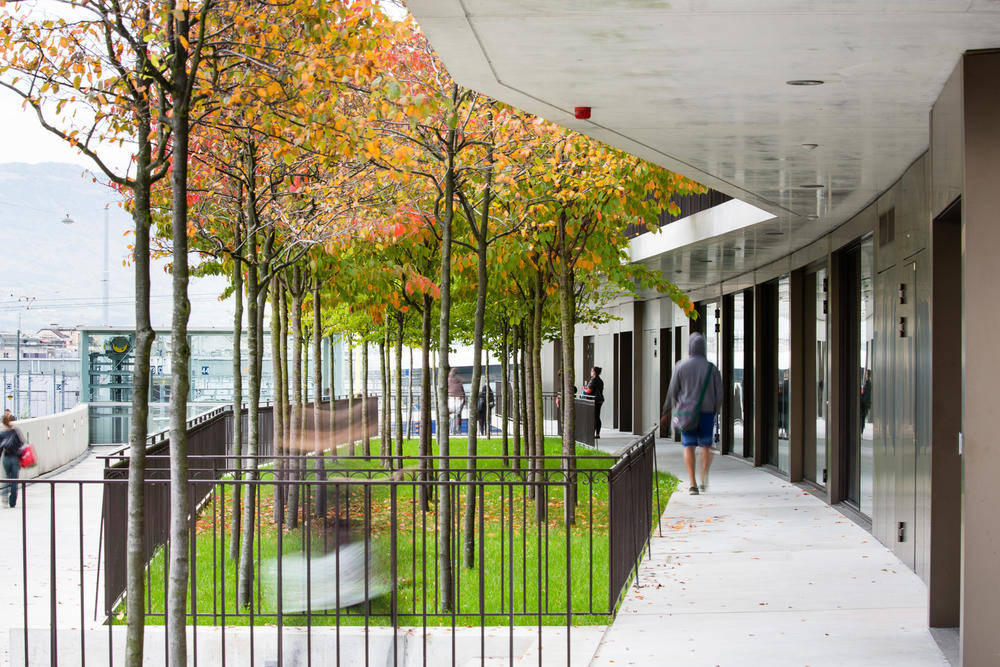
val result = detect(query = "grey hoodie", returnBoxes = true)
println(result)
[662,333,723,417]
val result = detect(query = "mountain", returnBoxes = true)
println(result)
[0,162,233,332]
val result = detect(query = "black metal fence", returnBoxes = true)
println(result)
[10,419,663,665]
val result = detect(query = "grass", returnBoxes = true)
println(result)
[122,437,676,627]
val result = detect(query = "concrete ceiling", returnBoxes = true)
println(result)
[405,0,1000,288]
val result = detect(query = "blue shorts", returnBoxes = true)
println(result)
[681,412,716,447]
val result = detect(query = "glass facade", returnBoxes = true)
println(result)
[776,276,791,473]
[731,292,746,457]
[859,240,874,516]
[83,329,288,444]
[814,268,829,485]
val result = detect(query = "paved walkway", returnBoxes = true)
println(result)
[591,434,950,667]
[0,446,113,665]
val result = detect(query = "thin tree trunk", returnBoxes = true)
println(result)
[500,320,509,466]
[272,279,286,524]
[347,334,355,456]
[237,159,263,610]
[379,328,388,463]
[229,224,244,560]
[166,58,192,665]
[407,346,414,440]
[125,102,154,665]
[419,294,433,510]
[313,286,326,517]
[286,272,303,527]
[328,334,337,452]
[532,274,546,523]
[511,322,520,471]
[557,213,578,524]
[463,181,490,568]
[437,96,458,611]
[521,320,533,486]
[394,312,404,459]
[361,340,370,457]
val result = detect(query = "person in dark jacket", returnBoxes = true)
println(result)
[585,367,605,439]
[0,412,25,508]
[477,383,494,436]
[660,333,723,495]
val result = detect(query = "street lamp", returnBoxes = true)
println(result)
[61,203,110,323]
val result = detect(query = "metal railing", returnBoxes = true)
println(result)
[8,421,663,665]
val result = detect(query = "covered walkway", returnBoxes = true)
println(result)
[592,435,951,667]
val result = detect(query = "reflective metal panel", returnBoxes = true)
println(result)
[914,251,933,583]
[894,256,918,569]
[873,267,896,547]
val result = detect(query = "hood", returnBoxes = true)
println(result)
[689,332,707,358]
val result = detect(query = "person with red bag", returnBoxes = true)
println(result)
[0,411,26,508]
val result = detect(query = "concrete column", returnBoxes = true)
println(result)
[961,49,1000,664]
[632,302,644,435]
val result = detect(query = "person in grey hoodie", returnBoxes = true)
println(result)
[660,333,723,495]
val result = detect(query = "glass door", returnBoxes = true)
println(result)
[804,268,829,486]
[776,276,792,473]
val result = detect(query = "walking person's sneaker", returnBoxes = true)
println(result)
[689,486,699,495]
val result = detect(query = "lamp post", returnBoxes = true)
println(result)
[62,203,110,323]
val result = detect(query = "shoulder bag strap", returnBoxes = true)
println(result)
[693,363,715,417]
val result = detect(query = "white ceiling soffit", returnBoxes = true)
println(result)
[405,0,1000,285]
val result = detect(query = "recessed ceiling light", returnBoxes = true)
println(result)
[806,214,820,220]
[765,231,784,236]
[800,183,824,189]
[801,143,819,150]
[786,79,824,86]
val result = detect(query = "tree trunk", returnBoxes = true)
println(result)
[328,334,337,451]
[419,294,433,510]
[272,279,286,524]
[237,206,262,610]
[532,273,546,523]
[285,273,303,528]
[522,320,534,488]
[229,224,244,559]
[500,320,509,466]
[462,182,490,569]
[407,346,414,440]
[437,95,458,611]
[394,312,404,459]
[347,333,355,456]
[511,323,520,471]
[557,214,578,525]
[313,285,325,517]
[379,328,388,463]
[361,340,370,457]
[166,59,192,665]
[125,107,154,665]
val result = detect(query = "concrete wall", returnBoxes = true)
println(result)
[13,404,89,479]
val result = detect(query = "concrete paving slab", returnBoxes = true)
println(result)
[589,433,949,667]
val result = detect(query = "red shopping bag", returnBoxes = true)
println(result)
[19,444,36,468]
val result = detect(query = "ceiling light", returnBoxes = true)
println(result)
[801,143,819,150]
[806,214,819,220]
[799,183,824,189]
[786,79,824,86]
[765,231,784,236]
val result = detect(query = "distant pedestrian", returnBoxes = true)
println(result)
[0,412,25,508]
[661,333,723,495]
[447,368,466,435]
[584,367,605,439]
[477,383,494,436]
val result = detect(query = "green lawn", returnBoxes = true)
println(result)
[125,437,676,627]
